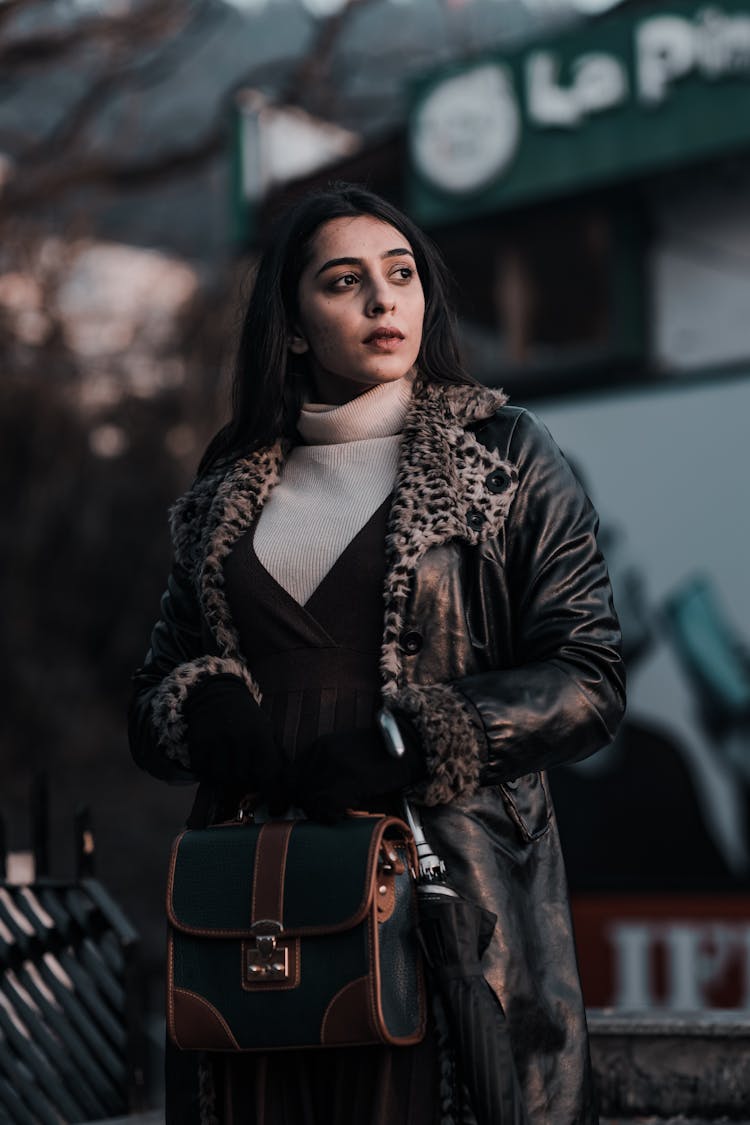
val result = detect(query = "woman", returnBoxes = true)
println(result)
[129,183,625,1125]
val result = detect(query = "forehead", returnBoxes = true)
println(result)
[307,215,412,263]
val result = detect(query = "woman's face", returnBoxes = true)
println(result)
[290,214,425,404]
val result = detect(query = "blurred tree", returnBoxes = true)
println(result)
[0,0,393,966]
[0,0,225,214]
[0,1,247,964]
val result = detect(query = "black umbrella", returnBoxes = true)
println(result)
[404,803,528,1125]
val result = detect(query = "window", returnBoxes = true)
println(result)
[435,198,644,395]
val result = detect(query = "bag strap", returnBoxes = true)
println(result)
[251,820,294,928]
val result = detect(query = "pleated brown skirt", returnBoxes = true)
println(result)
[210,1033,441,1124]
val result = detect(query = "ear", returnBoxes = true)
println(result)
[288,329,309,355]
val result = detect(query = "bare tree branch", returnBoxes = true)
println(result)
[21,70,129,163]
[4,128,225,211]
[0,0,392,233]
[0,0,193,69]
[0,0,37,35]
[2,0,229,209]
[281,0,379,117]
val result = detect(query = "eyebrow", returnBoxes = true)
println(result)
[314,248,414,278]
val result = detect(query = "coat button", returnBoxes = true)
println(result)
[467,508,486,530]
[399,630,423,655]
[486,468,511,494]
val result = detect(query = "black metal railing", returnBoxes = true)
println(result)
[0,780,146,1124]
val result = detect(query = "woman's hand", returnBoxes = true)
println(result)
[291,717,424,821]
[184,675,286,807]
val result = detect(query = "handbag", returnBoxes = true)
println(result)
[166,812,426,1051]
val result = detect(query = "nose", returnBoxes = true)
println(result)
[365,279,396,316]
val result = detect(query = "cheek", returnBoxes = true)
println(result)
[308,321,342,359]
[407,285,426,324]
[409,296,426,342]
[304,304,354,356]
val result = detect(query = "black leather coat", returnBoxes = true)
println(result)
[130,379,625,1125]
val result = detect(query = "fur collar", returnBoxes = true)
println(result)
[169,378,518,694]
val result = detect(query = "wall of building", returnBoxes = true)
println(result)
[649,160,750,372]
[535,374,750,1008]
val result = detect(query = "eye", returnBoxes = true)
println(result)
[330,272,360,290]
[391,266,414,283]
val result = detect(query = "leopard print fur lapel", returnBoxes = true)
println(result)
[169,378,518,693]
[170,439,287,657]
[380,379,517,694]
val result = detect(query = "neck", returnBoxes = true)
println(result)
[311,369,413,406]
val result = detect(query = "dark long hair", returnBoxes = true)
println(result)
[199,183,474,475]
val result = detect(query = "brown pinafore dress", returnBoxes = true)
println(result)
[206,498,441,1125]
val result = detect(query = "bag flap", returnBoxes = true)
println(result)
[167,815,408,938]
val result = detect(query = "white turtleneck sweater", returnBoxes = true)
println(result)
[253,375,413,606]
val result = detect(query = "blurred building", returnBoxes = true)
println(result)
[242,0,750,397]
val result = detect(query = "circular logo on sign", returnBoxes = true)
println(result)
[411,64,521,195]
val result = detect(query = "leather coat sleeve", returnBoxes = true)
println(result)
[461,410,625,784]
[395,410,625,801]
[128,563,258,784]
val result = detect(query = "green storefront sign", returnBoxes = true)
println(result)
[408,0,750,224]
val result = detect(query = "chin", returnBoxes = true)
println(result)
[365,364,415,384]
[370,371,409,384]
[312,362,415,404]
[358,376,407,394]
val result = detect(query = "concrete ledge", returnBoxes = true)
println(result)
[87,1113,750,1124]
[589,1009,750,1119]
[88,1109,750,1122]
[85,1115,163,1124]
[88,1013,750,1123]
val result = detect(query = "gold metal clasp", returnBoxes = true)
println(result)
[245,920,289,981]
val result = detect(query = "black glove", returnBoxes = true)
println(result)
[184,675,285,808]
[291,716,424,822]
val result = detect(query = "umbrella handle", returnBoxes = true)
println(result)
[403,800,458,894]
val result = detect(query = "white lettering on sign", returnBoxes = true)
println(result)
[609,922,653,1008]
[412,4,750,192]
[526,6,750,131]
[527,50,628,127]
[608,920,750,1009]
[637,8,750,104]
[665,924,736,1008]
[636,16,694,104]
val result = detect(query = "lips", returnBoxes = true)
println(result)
[363,327,405,344]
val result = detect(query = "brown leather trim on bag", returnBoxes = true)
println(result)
[251,820,294,926]
[320,976,375,1044]
[171,988,241,1050]
[165,830,186,924]
[375,868,396,923]
[167,932,241,1050]
[368,869,427,1047]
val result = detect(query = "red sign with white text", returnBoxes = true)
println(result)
[572,896,750,1009]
